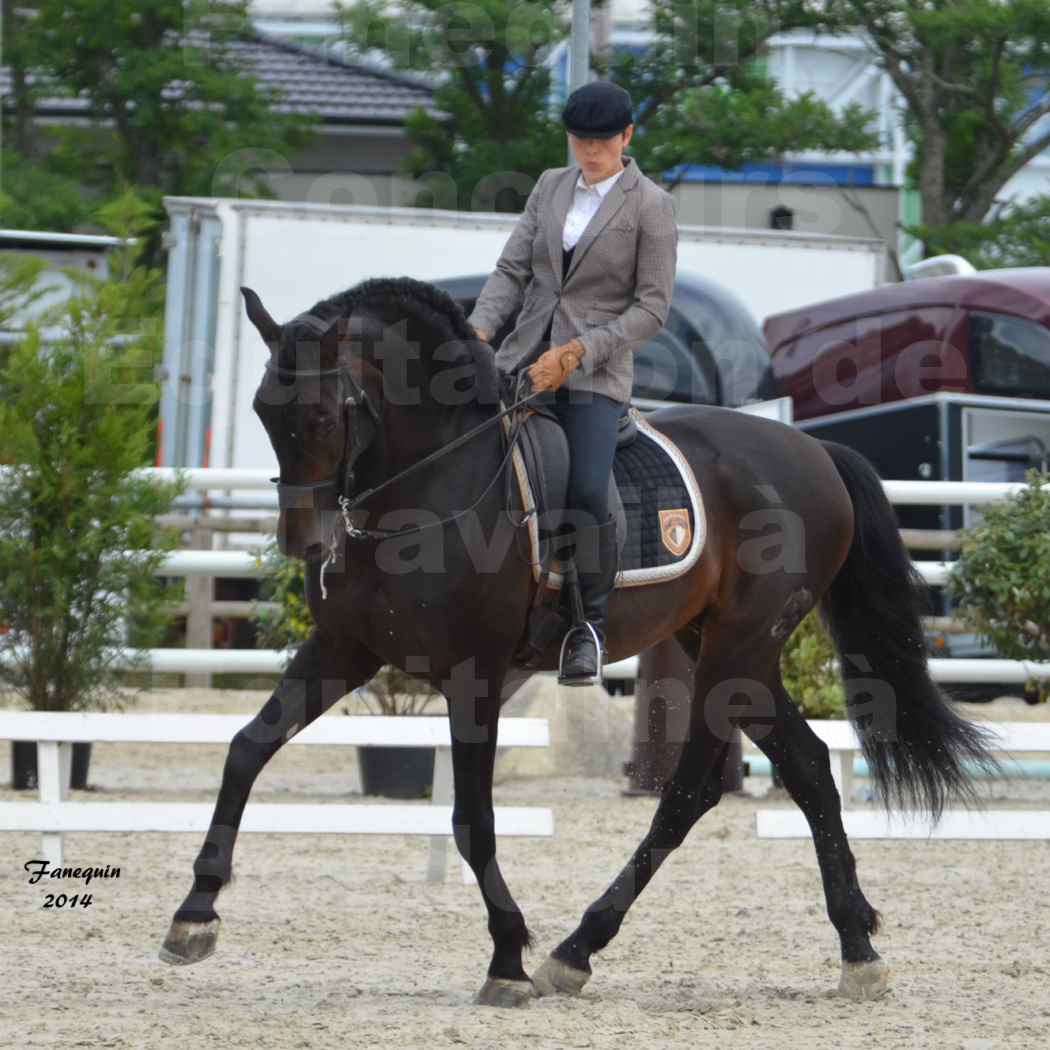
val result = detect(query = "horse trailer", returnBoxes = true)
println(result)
[157,195,887,473]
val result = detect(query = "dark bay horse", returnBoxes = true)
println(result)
[160,276,996,1006]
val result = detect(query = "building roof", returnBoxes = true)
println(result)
[0,28,446,128]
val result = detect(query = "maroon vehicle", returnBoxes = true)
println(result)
[764,267,1050,420]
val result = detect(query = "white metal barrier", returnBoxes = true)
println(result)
[0,712,552,883]
[604,655,1050,684]
[133,468,1031,505]
[756,720,1050,840]
[2,473,1038,683]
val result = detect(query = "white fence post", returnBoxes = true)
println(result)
[426,746,475,885]
[184,524,213,688]
[36,741,70,866]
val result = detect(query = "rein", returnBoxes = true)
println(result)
[336,378,540,541]
[267,347,540,598]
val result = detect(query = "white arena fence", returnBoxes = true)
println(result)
[2,474,1044,846]
[755,720,1050,840]
[0,711,552,883]
[44,471,1039,685]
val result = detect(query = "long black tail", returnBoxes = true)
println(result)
[818,440,999,820]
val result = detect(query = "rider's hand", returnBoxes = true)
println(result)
[472,325,490,344]
[527,340,584,393]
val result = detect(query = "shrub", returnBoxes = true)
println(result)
[948,468,1050,701]
[0,231,182,710]
[780,609,846,718]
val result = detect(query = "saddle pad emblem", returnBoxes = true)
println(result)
[659,508,691,557]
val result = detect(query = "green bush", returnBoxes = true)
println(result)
[252,538,314,652]
[948,468,1050,701]
[780,609,846,719]
[0,228,183,711]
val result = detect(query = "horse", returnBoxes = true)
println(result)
[159,275,997,1006]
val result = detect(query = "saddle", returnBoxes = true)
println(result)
[497,371,707,666]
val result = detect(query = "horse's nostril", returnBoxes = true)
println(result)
[303,542,324,560]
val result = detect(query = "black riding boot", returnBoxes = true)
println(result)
[558,516,619,685]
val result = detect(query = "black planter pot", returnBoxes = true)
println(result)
[357,745,435,799]
[10,740,93,791]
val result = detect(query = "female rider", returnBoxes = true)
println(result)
[468,80,678,684]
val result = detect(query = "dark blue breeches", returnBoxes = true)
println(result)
[548,386,623,529]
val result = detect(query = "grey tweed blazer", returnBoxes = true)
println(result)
[466,154,678,403]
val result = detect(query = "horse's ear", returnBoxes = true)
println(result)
[241,287,281,347]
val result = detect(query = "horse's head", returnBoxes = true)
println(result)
[241,286,380,560]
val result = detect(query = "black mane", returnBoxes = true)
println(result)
[285,276,500,404]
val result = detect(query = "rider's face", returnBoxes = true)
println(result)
[568,126,633,183]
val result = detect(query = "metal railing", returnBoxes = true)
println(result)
[4,470,1040,685]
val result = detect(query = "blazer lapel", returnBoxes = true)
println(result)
[547,169,577,285]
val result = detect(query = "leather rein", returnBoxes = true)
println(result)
[266,354,541,594]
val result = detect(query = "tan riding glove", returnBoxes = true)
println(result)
[527,340,585,393]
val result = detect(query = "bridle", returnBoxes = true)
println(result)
[266,319,541,596]
[265,353,380,520]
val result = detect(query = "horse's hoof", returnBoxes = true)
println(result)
[158,918,221,966]
[839,958,891,999]
[532,955,591,997]
[473,977,536,1008]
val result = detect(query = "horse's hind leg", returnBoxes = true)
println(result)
[742,672,889,999]
[159,632,381,965]
[534,621,740,997]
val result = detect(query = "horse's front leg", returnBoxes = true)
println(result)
[159,631,381,965]
[445,660,535,1008]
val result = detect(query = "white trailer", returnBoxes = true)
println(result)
[158,196,887,473]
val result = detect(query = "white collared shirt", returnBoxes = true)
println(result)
[562,164,626,250]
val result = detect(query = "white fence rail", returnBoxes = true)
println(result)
[137,469,1032,505]
[3,474,1038,683]
[0,712,552,882]
[7,646,1048,684]
[152,550,960,584]
[603,655,1050,686]
[756,720,1050,840]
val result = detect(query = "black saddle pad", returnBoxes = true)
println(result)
[613,431,695,574]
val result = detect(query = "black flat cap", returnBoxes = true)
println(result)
[562,80,633,139]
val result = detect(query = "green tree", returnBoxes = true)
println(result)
[617,1,878,180]
[4,1,315,242]
[1,0,43,159]
[0,149,92,232]
[0,230,184,711]
[0,252,48,330]
[334,0,877,208]
[831,0,1050,254]
[0,250,49,376]
[336,0,568,205]
[918,193,1050,268]
[947,469,1050,701]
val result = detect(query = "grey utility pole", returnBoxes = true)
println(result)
[566,0,592,166]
